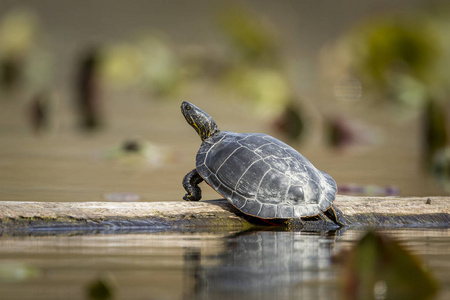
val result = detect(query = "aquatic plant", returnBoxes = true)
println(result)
[75,47,104,131]
[341,231,438,300]
[87,274,115,300]
[99,33,183,98]
[346,15,441,107]
[217,4,278,66]
[217,4,307,137]
[0,7,51,95]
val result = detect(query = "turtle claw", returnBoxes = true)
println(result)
[183,193,201,201]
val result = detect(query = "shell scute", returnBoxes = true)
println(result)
[260,204,277,219]
[263,156,290,174]
[215,146,259,188]
[230,193,246,209]
[238,134,273,148]
[256,170,288,205]
[286,185,305,205]
[235,159,271,198]
[204,140,238,171]
[276,204,294,218]
[256,143,287,159]
[243,199,263,216]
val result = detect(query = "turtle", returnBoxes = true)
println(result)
[180,101,346,227]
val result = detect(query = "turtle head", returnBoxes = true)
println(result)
[181,101,220,141]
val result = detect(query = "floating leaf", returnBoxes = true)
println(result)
[101,138,181,168]
[0,263,41,282]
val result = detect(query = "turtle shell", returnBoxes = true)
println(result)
[196,131,337,219]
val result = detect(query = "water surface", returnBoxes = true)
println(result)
[0,228,448,300]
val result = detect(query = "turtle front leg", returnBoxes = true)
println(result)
[182,169,204,201]
[323,204,347,227]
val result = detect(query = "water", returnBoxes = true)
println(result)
[0,92,445,203]
[0,82,448,300]
[0,228,448,300]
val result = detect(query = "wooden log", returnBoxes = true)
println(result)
[0,196,448,233]
[332,195,449,228]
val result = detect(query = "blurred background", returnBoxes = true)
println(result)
[1,0,450,202]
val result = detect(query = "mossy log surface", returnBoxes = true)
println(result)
[0,196,448,233]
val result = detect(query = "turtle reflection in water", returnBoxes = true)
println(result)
[181,101,346,227]
[183,231,336,298]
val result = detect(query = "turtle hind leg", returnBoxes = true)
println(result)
[323,205,347,227]
[182,169,204,201]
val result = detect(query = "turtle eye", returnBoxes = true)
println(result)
[185,104,192,111]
